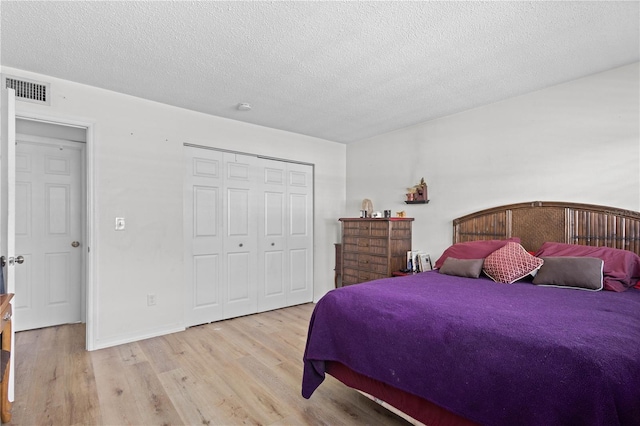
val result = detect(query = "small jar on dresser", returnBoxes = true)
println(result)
[339,217,413,286]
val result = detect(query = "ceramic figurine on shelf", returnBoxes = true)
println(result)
[407,178,428,202]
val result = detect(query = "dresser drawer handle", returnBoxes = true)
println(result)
[2,313,11,321]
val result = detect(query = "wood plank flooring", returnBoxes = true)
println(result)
[8,303,409,425]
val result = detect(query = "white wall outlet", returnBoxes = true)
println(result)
[147,293,156,306]
[115,217,125,231]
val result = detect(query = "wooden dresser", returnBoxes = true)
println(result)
[339,218,413,286]
[0,293,13,423]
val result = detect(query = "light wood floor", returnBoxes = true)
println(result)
[8,303,409,425]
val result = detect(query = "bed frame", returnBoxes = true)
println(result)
[332,201,640,426]
[453,201,640,256]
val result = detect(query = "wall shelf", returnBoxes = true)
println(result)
[405,200,429,204]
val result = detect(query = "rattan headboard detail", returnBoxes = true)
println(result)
[453,201,640,256]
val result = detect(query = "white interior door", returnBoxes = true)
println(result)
[223,152,257,319]
[286,162,313,306]
[14,135,83,331]
[184,147,224,327]
[1,86,16,403]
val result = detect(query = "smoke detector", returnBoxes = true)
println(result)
[237,103,252,111]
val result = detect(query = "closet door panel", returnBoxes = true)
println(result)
[184,148,224,326]
[227,188,250,236]
[287,163,313,306]
[258,160,287,312]
[223,153,258,319]
[289,248,309,291]
[226,252,250,301]
[264,251,284,296]
[193,254,220,306]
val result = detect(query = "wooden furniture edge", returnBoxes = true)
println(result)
[453,201,640,225]
[339,217,415,221]
[452,201,640,255]
[0,293,14,423]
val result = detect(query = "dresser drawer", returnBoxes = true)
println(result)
[343,251,359,268]
[342,236,358,253]
[368,238,388,256]
[342,267,387,285]
[344,253,387,274]
[343,221,371,237]
[344,237,388,255]
[370,221,390,237]
[390,220,412,239]
[357,254,387,274]
[359,270,387,282]
[342,267,360,285]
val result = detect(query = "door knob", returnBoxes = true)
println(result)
[15,255,24,264]
[71,241,80,248]
[1,256,15,266]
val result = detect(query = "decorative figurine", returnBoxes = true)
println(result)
[407,178,428,202]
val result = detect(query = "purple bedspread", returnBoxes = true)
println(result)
[302,271,640,426]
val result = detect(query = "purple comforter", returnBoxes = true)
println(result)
[302,271,640,426]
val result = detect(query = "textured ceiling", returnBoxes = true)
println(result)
[1,1,638,144]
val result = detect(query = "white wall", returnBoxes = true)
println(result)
[347,63,640,263]
[2,66,346,349]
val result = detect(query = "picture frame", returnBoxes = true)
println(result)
[408,251,432,272]
[418,253,433,272]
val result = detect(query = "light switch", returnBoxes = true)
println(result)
[115,217,125,231]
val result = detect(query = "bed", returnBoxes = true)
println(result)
[302,201,640,426]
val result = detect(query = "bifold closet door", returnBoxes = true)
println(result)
[184,147,224,327]
[222,153,258,319]
[185,146,312,328]
[258,159,287,311]
[258,160,313,311]
[285,162,313,306]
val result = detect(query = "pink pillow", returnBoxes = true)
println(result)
[483,242,544,284]
[534,242,640,292]
[434,238,521,269]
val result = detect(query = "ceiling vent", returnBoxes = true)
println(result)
[4,75,50,105]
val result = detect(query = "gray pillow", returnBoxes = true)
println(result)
[439,257,484,278]
[532,257,604,291]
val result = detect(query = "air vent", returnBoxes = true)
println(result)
[4,75,50,105]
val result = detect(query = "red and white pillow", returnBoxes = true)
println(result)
[482,242,544,284]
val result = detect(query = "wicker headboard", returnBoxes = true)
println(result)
[453,201,640,256]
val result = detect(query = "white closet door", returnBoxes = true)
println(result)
[185,146,312,327]
[184,147,224,327]
[222,153,258,319]
[286,162,313,306]
[257,159,287,312]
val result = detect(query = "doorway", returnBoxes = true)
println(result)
[14,119,87,332]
